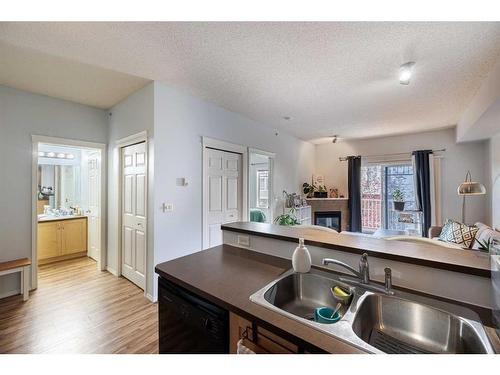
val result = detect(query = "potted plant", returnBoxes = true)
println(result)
[302,182,316,198]
[314,185,328,198]
[274,208,300,226]
[475,238,493,253]
[392,189,405,211]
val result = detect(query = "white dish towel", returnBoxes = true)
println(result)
[237,339,255,354]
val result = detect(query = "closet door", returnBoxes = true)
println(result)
[204,149,242,248]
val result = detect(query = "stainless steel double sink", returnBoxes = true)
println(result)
[249,268,495,354]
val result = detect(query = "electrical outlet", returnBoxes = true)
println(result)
[237,235,250,247]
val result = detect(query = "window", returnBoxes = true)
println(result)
[360,165,382,232]
[257,170,269,208]
[361,162,422,235]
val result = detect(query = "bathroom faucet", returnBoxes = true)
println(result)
[322,253,370,284]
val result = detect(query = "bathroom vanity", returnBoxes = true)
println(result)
[37,216,88,264]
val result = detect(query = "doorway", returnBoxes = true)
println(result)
[248,149,275,224]
[31,136,106,290]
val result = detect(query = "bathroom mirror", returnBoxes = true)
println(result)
[37,164,82,211]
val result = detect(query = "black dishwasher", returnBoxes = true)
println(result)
[158,276,229,353]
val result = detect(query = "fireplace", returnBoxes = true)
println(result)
[314,211,342,232]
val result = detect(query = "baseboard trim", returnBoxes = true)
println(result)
[0,289,21,300]
[38,252,87,265]
[106,266,119,276]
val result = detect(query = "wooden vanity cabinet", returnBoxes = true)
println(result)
[38,221,61,260]
[38,218,87,264]
[61,219,87,255]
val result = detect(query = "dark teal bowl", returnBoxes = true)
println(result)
[314,307,340,324]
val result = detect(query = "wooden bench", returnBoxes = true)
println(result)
[0,258,31,301]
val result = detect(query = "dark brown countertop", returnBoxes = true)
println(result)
[221,222,491,278]
[155,245,366,353]
[155,244,500,354]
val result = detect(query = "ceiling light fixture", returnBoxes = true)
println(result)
[282,116,291,121]
[66,153,75,159]
[399,62,415,85]
[46,152,55,158]
[57,153,66,159]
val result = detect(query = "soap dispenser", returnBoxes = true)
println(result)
[292,238,311,273]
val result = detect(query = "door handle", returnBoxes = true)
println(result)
[137,223,143,226]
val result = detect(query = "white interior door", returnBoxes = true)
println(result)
[204,148,242,248]
[121,142,147,290]
[87,151,101,262]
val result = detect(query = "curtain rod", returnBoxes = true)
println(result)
[338,148,446,162]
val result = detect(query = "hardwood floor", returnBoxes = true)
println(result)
[0,257,158,354]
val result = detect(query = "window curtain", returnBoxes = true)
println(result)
[429,153,442,227]
[347,156,362,232]
[412,150,433,237]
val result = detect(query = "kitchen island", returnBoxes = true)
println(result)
[155,242,500,354]
[221,222,493,313]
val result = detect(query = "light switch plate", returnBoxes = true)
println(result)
[162,203,174,212]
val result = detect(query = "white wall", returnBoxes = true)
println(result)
[457,56,500,142]
[153,82,315,298]
[0,85,107,297]
[314,128,490,226]
[107,83,155,299]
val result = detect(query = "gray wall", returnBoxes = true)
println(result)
[107,83,155,298]
[314,128,490,226]
[153,82,315,299]
[0,85,107,296]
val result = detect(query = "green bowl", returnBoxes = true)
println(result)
[314,307,340,324]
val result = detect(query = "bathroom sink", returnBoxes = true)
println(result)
[351,293,491,354]
[263,272,351,322]
[250,268,495,353]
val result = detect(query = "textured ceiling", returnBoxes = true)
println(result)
[1,22,499,141]
[0,40,150,109]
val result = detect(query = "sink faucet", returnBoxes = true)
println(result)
[322,253,394,295]
[322,253,370,284]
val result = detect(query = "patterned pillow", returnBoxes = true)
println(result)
[439,219,479,249]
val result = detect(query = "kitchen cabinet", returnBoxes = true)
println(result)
[38,218,87,264]
[229,312,300,354]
